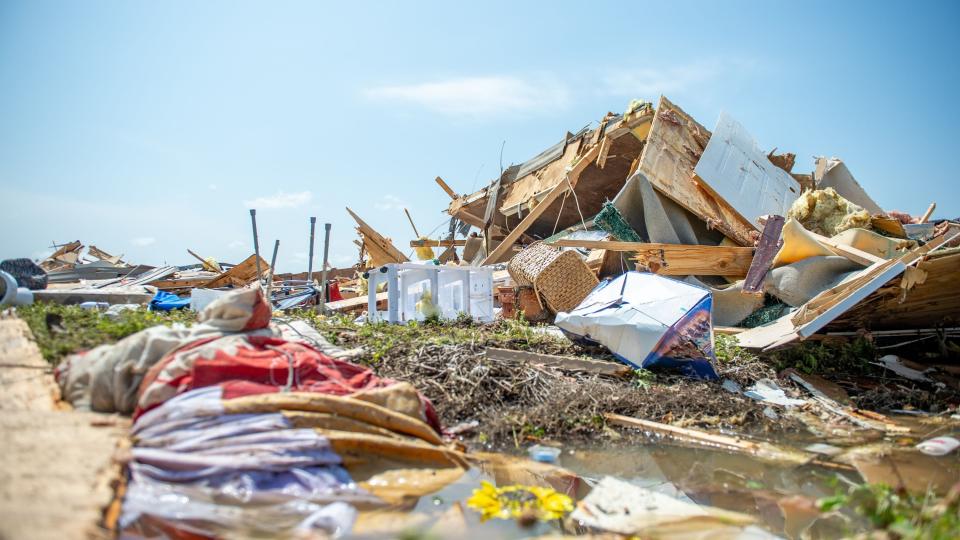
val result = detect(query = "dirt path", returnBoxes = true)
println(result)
[0,315,128,540]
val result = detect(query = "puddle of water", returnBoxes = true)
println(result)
[348,432,960,539]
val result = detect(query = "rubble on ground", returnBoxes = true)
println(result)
[4,94,960,538]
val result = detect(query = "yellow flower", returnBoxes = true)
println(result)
[467,481,573,522]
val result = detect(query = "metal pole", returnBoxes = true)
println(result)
[307,217,317,283]
[249,209,263,289]
[267,239,279,299]
[320,223,331,311]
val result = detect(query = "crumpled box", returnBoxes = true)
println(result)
[555,272,718,379]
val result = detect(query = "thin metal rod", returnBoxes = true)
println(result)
[320,223,331,311]
[249,209,263,289]
[403,208,420,237]
[267,239,279,299]
[307,217,317,283]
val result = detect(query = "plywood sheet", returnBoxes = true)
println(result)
[826,252,960,330]
[639,97,756,246]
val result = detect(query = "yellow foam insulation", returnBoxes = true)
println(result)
[414,237,435,261]
[773,218,836,267]
[787,187,871,237]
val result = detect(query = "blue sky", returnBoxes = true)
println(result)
[2,1,958,272]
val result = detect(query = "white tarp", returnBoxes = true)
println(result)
[695,112,801,225]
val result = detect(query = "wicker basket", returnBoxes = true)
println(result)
[507,242,598,314]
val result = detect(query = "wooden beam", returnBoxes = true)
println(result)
[203,254,270,289]
[346,207,409,264]
[633,249,752,277]
[742,216,784,293]
[920,202,936,223]
[326,291,387,312]
[484,347,631,376]
[410,239,467,248]
[480,144,601,265]
[435,176,458,199]
[548,239,753,276]
[806,231,884,266]
[603,413,814,464]
[479,181,570,265]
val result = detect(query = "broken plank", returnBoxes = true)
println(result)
[743,215,785,293]
[86,245,123,265]
[796,229,960,331]
[919,202,936,224]
[435,176,458,200]
[806,231,884,266]
[410,239,467,248]
[326,291,386,312]
[484,347,631,376]
[480,144,601,265]
[603,413,813,464]
[786,372,906,432]
[632,249,752,276]
[548,239,753,276]
[346,207,409,264]
[203,253,269,289]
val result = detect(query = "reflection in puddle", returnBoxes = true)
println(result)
[348,433,960,539]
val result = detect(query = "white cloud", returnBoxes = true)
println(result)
[243,191,312,209]
[374,194,407,211]
[364,75,570,116]
[131,237,156,247]
[208,183,218,191]
[293,251,309,261]
[227,240,245,250]
[603,59,755,97]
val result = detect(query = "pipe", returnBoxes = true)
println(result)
[249,209,263,288]
[320,223,331,310]
[0,270,33,307]
[307,217,317,283]
[267,239,280,299]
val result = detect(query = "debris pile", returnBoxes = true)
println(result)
[375,95,960,358]
[5,94,960,539]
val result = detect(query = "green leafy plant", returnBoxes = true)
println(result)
[818,481,960,539]
[770,338,879,375]
[632,368,655,389]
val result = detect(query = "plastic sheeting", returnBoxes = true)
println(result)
[149,290,190,311]
[121,386,375,537]
[556,272,718,379]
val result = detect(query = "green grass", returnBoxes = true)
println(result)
[819,481,960,539]
[282,310,597,366]
[16,303,196,363]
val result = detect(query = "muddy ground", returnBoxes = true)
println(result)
[304,314,960,448]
